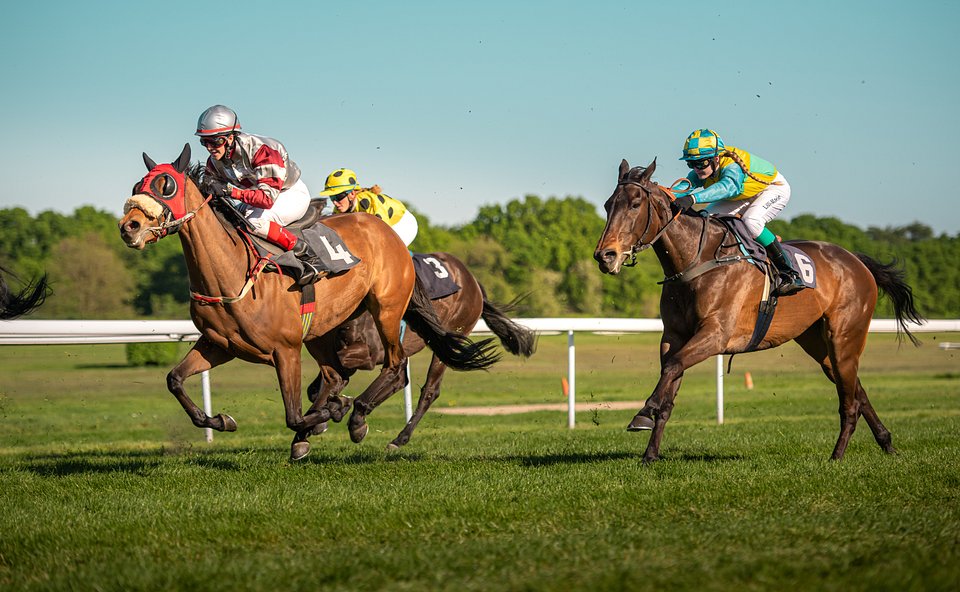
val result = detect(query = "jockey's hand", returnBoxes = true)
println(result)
[201,177,231,198]
[674,194,696,210]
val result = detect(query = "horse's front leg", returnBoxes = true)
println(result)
[167,336,237,432]
[274,347,332,461]
[630,327,726,463]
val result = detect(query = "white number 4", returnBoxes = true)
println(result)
[319,237,354,264]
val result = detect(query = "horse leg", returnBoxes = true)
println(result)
[167,337,238,432]
[854,378,896,454]
[347,305,409,444]
[388,354,446,450]
[633,328,725,463]
[821,318,875,461]
[795,323,894,457]
[273,347,331,461]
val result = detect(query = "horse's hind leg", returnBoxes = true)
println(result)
[796,320,890,459]
[388,354,446,450]
[855,378,896,454]
[167,337,238,432]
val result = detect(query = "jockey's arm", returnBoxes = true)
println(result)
[690,164,745,204]
[229,144,286,209]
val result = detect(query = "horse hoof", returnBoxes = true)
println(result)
[310,422,329,436]
[218,414,238,432]
[349,422,368,444]
[627,415,654,431]
[328,396,353,423]
[290,441,310,461]
[386,442,400,452]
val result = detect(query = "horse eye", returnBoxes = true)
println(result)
[629,199,642,210]
[159,175,178,198]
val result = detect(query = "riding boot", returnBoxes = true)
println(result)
[764,239,805,296]
[292,239,324,286]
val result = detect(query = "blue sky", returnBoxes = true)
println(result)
[2,0,957,234]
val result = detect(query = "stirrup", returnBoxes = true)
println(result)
[297,264,319,287]
[775,274,804,296]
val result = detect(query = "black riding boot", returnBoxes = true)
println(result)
[292,239,324,286]
[764,240,805,296]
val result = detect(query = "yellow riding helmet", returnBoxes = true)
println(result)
[317,168,361,196]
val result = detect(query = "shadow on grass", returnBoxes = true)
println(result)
[21,449,162,476]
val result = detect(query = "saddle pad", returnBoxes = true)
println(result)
[271,222,361,275]
[412,253,461,300]
[781,243,818,289]
[714,216,816,288]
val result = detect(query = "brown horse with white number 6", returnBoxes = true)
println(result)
[118,144,498,460]
[594,158,923,463]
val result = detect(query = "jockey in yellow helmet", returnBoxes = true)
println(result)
[318,168,419,247]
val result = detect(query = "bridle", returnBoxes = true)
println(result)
[615,179,682,267]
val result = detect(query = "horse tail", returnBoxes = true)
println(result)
[0,269,49,320]
[403,276,501,370]
[479,288,538,358]
[856,253,924,346]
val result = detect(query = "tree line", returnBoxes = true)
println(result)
[1,197,956,320]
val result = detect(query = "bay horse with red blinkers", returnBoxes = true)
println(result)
[118,144,497,460]
[594,159,923,463]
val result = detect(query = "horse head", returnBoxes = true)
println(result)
[594,158,670,274]
[118,143,194,249]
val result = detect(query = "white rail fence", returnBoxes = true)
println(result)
[2,319,958,439]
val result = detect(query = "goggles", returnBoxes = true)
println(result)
[687,158,713,170]
[200,135,229,149]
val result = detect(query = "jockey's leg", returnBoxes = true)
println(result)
[245,181,322,286]
[735,174,804,295]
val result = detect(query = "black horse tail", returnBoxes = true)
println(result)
[403,276,501,370]
[0,268,49,320]
[856,253,924,346]
[479,289,538,358]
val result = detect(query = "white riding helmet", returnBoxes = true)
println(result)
[195,105,241,137]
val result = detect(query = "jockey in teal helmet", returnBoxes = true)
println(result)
[675,129,804,296]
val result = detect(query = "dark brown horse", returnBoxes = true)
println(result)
[594,159,923,462]
[118,144,497,460]
[308,252,537,450]
[0,266,48,320]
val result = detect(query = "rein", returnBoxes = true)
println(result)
[144,193,215,239]
[188,207,279,305]
[135,184,275,305]
[619,181,682,267]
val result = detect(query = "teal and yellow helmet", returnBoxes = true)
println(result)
[680,129,725,160]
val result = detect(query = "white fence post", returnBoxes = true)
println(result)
[716,355,724,425]
[567,330,576,429]
[403,362,413,422]
[201,370,213,442]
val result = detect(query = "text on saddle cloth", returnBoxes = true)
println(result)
[412,254,462,300]
[716,216,817,289]
[247,222,360,276]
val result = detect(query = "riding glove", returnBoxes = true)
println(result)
[200,177,232,198]
[674,194,696,210]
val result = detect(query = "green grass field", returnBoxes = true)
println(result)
[1,333,958,591]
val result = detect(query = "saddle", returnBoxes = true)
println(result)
[211,198,360,282]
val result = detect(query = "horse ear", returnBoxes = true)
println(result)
[173,143,191,173]
[143,153,157,171]
[619,159,630,180]
[640,158,657,182]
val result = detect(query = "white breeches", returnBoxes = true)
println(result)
[235,179,311,237]
[391,209,419,247]
[705,173,791,238]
